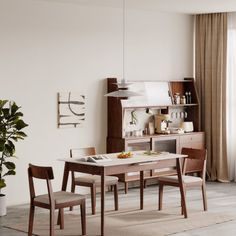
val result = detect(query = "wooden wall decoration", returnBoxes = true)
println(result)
[57,92,85,128]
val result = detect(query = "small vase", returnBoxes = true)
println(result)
[0,194,7,216]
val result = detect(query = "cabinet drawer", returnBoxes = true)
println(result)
[125,138,151,151]
[179,133,204,144]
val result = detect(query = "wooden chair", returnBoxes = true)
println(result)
[70,147,119,215]
[28,164,86,236]
[158,147,207,213]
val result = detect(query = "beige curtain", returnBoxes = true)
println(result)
[195,13,228,181]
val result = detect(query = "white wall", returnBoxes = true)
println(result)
[0,0,193,206]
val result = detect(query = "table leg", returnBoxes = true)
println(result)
[140,171,144,210]
[61,162,70,191]
[176,158,188,218]
[101,168,105,236]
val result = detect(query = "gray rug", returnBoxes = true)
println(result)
[3,205,236,236]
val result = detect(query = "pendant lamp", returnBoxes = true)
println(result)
[104,0,141,98]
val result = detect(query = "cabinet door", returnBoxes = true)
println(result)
[179,133,204,152]
[152,136,179,153]
[151,136,178,176]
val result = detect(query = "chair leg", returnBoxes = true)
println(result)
[202,183,208,211]
[181,188,187,215]
[57,210,60,226]
[70,182,76,211]
[59,208,64,229]
[158,183,164,210]
[144,180,147,188]
[125,182,128,194]
[28,204,35,236]
[109,185,113,192]
[91,185,96,215]
[49,208,55,236]
[80,200,86,236]
[114,184,119,211]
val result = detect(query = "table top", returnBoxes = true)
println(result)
[59,151,187,167]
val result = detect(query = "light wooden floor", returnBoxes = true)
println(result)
[1,181,236,236]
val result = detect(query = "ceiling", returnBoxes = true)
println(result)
[41,0,236,14]
[135,0,236,14]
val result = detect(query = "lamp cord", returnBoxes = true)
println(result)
[123,0,126,83]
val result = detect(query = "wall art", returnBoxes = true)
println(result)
[57,92,85,128]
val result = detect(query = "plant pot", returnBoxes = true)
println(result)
[0,194,6,216]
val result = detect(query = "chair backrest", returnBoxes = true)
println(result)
[181,148,207,178]
[28,164,54,203]
[70,147,96,158]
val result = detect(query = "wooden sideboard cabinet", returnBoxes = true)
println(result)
[106,78,205,193]
[179,132,205,150]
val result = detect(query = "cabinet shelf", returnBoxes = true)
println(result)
[123,105,168,110]
[168,103,198,107]
[122,103,198,110]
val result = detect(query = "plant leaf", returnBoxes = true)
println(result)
[0,125,6,133]
[0,138,5,151]
[4,144,15,156]
[0,100,8,109]
[15,120,28,130]
[0,179,6,189]
[3,162,16,170]
[2,108,10,118]
[10,102,19,115]
[3,170,16,177]
[9,112,23,122]
[7,140,15,151]
[10,136,18,142]
[16,131,27,138]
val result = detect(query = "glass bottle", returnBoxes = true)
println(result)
[185,92,189,104]
[188,92,192,104]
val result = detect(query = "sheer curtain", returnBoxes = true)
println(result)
[227,13,236,181]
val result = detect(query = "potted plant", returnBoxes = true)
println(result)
[0,100,28,216]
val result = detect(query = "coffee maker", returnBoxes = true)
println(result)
[154,114,171,134]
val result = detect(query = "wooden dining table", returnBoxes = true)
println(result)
[59,151,188,236]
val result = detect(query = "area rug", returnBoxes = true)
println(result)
[3,205,236,236]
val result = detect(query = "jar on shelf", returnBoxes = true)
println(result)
[180,95,186,104]
[174,93,180,104]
